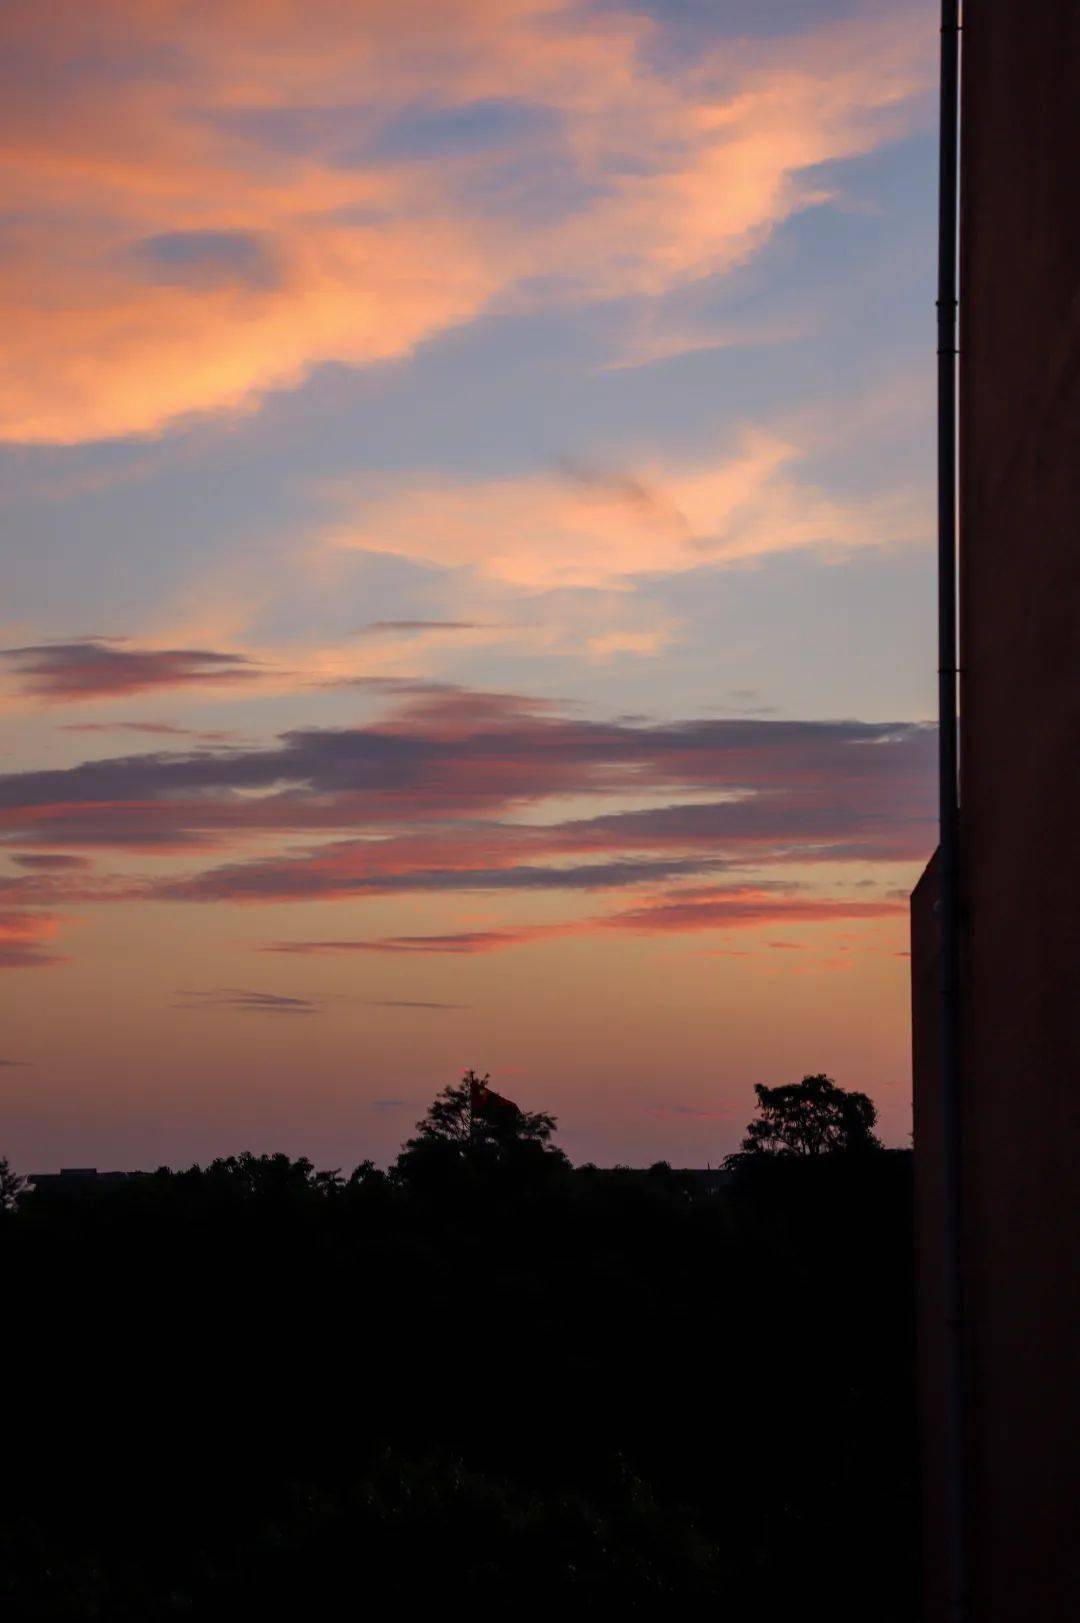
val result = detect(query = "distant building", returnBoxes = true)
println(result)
[27,1168,143,1192]
[911,5,1080,1621]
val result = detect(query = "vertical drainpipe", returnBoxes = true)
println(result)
[936,2,965,1621]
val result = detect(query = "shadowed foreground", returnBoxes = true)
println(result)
[2,1122,914,1617]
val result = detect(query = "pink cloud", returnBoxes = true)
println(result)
[329,432,927,588]
[0,685,930,963]
[0,910,67,969]
[59,722,239,741]
[0,689,934,897]
[604,886,905,934]
[260,884,904,959]
[0,1,933,443]
[263,926,566,956]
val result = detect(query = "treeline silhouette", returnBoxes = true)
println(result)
[2,1074,914,1619]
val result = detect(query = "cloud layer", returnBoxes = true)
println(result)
[0,0,933,443]
[0,4,935,1180]
[262,883,906,957]
[0,682,931,966]
[0,681,933,857]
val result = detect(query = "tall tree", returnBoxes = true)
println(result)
[732,1074,882,1160]
[395,1071,567,1186]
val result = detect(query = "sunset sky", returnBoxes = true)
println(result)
[1,0,938,1171]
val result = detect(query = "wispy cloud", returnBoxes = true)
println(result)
[59,721,239,741]
[0,685,934,865]
[263,883,904,957]
[0,1,933,443]
[265,928,562,956]
[327,429,926,589]
[171,856,730,903]
[0,911,67,969]
[354,620,488,636]
[0,681,932,960]
[9,853,92,871]
[362,999,468,1010]
[604,885,904,934]
[2,640,258,702]
[175,987,320,1014]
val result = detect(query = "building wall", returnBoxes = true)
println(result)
[910,854,949,1621]
[914,4,1080,1619]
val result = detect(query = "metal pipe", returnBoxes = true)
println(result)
[936,1,965,1619]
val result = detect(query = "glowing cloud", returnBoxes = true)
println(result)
[328,430,924,588]
[0,1,933,443]
[0,910,67,969]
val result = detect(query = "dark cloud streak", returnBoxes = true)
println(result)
[10,853,91,871]
[175,987,320,1015]
[2,640,258,702]
[0,686,934,937]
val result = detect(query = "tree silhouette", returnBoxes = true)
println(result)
[0,1095,915,1619]
[0,1156,23,1212]
[204,1150,317,1200]
[416,1070,556,1147]
[731,1074,882,1160]
[395,1070,568,1187]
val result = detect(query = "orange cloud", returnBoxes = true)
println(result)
[262,926,567,956]
[0,909,67,968]
[327,428,923,587]
[602,886,905,934]
[0,1,933,443]
[258,886,904,957]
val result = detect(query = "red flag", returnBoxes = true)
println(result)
[469,1074,520,1120]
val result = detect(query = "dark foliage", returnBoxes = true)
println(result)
[731,1072,883,1161]
[0,1155,23,1211]
[394,1069,571,1196]
[1,1079,914,1619]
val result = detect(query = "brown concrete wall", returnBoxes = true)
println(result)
[915,4,1080,1619]
[910,853,948,1621]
